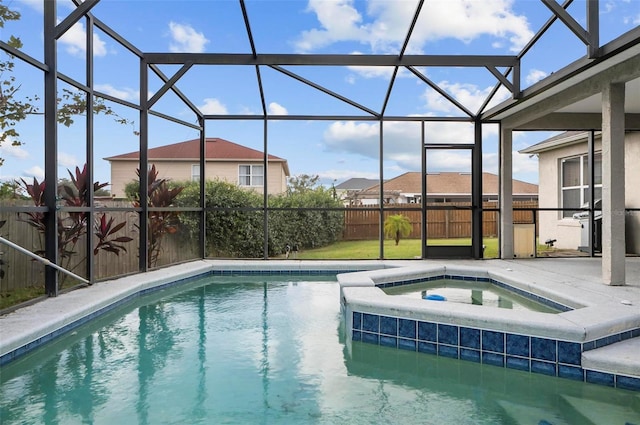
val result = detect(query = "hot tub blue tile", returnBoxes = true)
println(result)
[460,348,481,363]
[418,341,437,355]
[362,332,379,345]
[531,360,557,376]
[595,337,609,348]
[586,370,615,387]
[362,313,379,333]
[352,312,362,330]
[558,341,581,365]
[438,345,459,359]
[460,327,480,349]
[632,328,640,338]
[616,375,640,391]
[352,330,362,341]
[398,338,416,352]
[380,316,398,336]
[380,335,397,348]
[506,356,530,372]
[606,333,622,345]
[531,337,556,362]
[482,352,505,367]
[482,330,505,353]
[506,334,529,357]
[582,341,596,351]
[438,324,459,346]
[558,365,584,381]
[418,322,437,342]
[398,319,416,339]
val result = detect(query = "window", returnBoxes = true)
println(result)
[191,164,200,182]
[238,165,264,187]
[560,152,601,218]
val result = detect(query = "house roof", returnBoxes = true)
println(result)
[519,131,592,154]
[360,172,538,196]
[105,137,289,174]
[335,178,380,191]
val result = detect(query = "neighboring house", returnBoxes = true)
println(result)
[520,131,640,254]
[334,178,380,206]
[105,138,290,198]
[351,172,538,205]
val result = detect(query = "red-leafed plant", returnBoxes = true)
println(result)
[17,164,132,283]
[94,213,133,255]
[131,165,184,268]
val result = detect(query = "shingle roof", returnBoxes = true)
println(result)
[335,178,380,190]
[519,131,589,154]
[361,172,538,195]
[105,137,286,162]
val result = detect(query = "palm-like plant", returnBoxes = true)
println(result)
[384,214,412,245]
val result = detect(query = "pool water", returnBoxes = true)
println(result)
[1,275,639,424]
[383,279,561,313]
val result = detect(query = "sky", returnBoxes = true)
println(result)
[1,0,639,190]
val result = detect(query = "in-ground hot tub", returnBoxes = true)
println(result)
[382,277,565,313]
[338,264,640,390]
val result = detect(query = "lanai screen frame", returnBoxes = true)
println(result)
[1,0,627,296]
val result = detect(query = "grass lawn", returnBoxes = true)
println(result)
[295,238,501,260]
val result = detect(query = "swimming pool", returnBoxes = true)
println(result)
[1,273,639,424]
[382,278,561,313]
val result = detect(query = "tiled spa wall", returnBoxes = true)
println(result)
[350,311,640,392]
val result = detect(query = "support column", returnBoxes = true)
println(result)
[602,83,626,285]
[500,126,514,259]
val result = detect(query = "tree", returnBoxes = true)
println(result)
[384,214,412,245]
[0,4,135,166]
[0,180,24,200]
[287,174,320,194]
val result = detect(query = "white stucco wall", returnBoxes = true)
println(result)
[536,133,639,253]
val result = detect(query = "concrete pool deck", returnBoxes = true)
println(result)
[1,258,639,385]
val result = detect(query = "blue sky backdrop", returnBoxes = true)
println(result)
[2,0,639,189]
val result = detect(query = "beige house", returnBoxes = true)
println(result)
[348,172,538,205]
[520,131,640,254]
[105,138,290,198]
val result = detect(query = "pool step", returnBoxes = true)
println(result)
[495,400,571,425]
[560,395,640,425]
[582,337,640,378]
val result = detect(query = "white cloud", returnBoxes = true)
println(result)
[318,168,378,183]
[199,98,228,114]
[483,151,539,182]
[59,21,107,57]
[624,14,640,25]
[322,120,507,175]
[22,166,45,181]
[168,22,209,53]
[295,0,533,54]
[268,102,288,115]
[0,142,30,160]
[347,65,396,80]
[94,84,139,102]
[422,81,511,114]
[525,69,548,85]
[57,152,78,169]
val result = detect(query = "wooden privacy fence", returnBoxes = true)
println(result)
[342,201,538,240]
[0,206,197,292]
